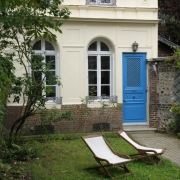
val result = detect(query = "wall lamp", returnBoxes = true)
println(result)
[132,41,139,52]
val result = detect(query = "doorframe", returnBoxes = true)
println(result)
[122,52,149,125]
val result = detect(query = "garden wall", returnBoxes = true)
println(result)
[148,41,176,132]
[148,62,176,131]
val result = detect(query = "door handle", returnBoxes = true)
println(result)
[123,100,127,102]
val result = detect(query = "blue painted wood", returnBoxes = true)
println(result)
[123,53,147,123]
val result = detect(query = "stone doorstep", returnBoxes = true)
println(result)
[122,124,157,133]
[122,124,169,138]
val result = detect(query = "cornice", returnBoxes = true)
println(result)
[57,17,159,24]
[59,5,158,11]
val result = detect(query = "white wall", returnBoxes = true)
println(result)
[56,21,158,104]
[9,0,158,106]
[62,0,158,8]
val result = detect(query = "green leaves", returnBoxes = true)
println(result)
[0,0,70,136]
[159,0,180,44]
[0,54,15,121]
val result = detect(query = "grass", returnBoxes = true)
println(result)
[24,133,180,180]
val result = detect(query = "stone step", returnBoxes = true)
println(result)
[121,124,168,138]
[122,124,157,133]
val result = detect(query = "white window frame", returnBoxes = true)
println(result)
[32,40,60,104]
[87,40,114,99]
[86,0,116,6]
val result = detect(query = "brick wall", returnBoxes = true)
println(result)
[4,106,23,133]
[5,104,122,135]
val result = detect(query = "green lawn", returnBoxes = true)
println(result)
[26,134,180,180]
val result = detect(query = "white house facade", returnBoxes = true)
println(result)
[7,0,159,134]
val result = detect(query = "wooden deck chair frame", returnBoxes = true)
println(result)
[117,130,166,165]
[82,134,134,178]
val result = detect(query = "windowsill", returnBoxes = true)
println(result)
[46,97,62,104]
[86,96,118,104]
[87,101,118,108]
[86,4,116,7]
[45,103,61,109]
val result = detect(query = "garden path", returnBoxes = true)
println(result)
[130,132,180,166]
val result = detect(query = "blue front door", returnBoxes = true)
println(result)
[123,53,147,123]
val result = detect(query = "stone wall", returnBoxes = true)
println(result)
[149,63,176,131]
[149,42,176,131]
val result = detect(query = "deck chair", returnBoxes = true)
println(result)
[117,130,166,165]
[82,134,134,178]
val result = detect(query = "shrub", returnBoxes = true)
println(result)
[169,103,180,134]
[0,139,43,163]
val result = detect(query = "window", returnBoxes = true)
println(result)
[88,40,114,98]
[32,40,61,103]
[87,0,115,6]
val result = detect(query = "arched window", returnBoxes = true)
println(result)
[32,40,60,103]
[88,40,114,98]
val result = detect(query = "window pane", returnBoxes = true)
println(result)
[101,71,110,84]
[89,86,97,96]
[33,40,41,50]
[88,41,97,51]
[89,0,96,2]
[88,56,97,69]
[87,0,114,5]
[101,86,110,96]
[46,86,56,97]
[46,71,56,85]
[127,58,141,87]
[46,56,55,70]
[88,71,97,84]
[45,41,55,50]
[101,42,109,51]
[101,0,110,3]
[101,56,110,69]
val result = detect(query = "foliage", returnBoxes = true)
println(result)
[0,0,71,137]
[168,103,180,133]
[39,106,76,125]
[0,138,42,164]
[80,96,121,133]
[0,54,15,117]
[164,49,180,134]
[177,132,180,139]
[159,0,180,44]
[34,106,76,135]
[0,138,42,180]
[0,54,15,145]
[164,49,180,68]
